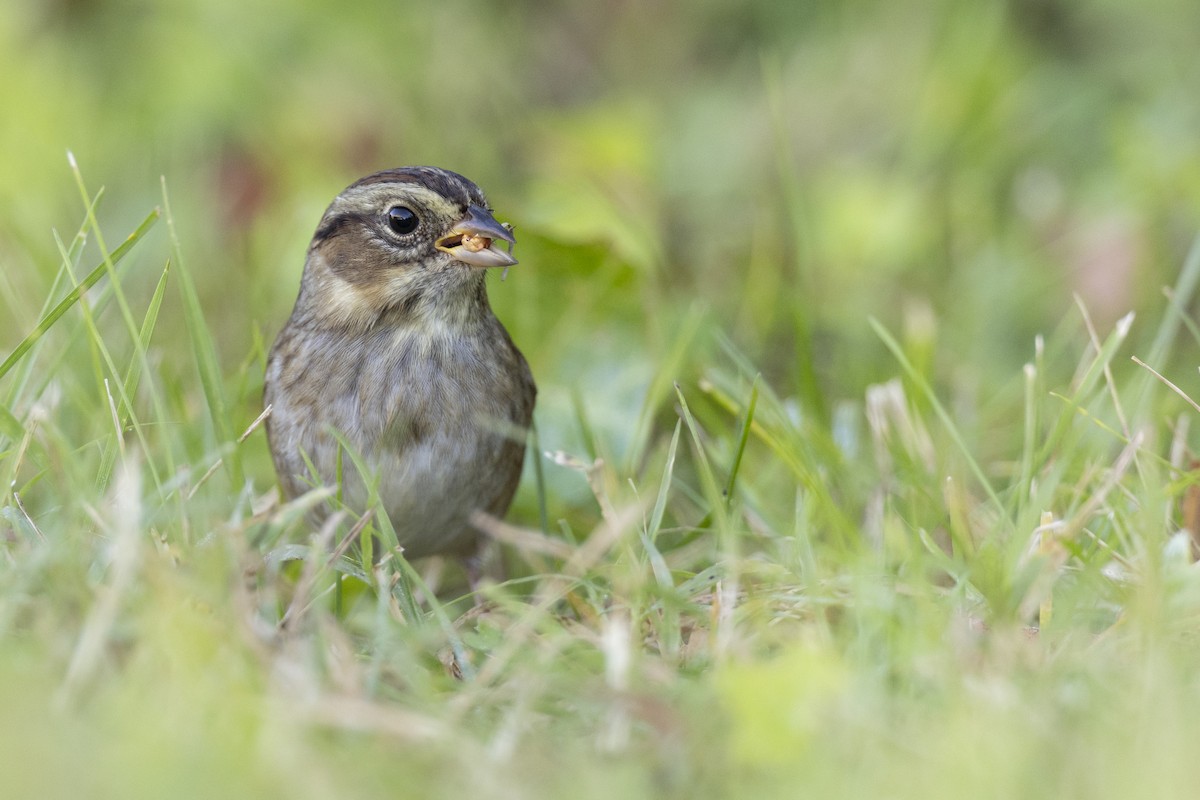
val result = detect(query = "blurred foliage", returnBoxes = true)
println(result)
[4,0,1199,382]
[3,0,1198,509]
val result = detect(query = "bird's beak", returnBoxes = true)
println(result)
[436,205,518,268]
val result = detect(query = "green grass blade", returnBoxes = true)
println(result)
[1035,312,1134,466]
[674,382,732,543]
[37,226,88,324]
[325,428,422,625]
[648,419,681,543]
[1122,231,1200,417]
[0,209,160,384]
[43,215,165,494]
[700,370,858,543]
[1143,231,1200,372]
[1016,363,1038,514]
[8,217,141,414]
[870,317,1008,525]
[569,386,599,462]
[20,224,89,382]
[628,307,705,471]
[161,177,240,486]
[67,155,146,375]
[643,419,681,588]
[122,260,173,447]
[130,261,171,382]
[0,401,28,500]
[393,556,474,680]
[530,417,549,536]
[723,374,760,503]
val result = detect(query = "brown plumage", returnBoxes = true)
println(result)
[264,167,535,561]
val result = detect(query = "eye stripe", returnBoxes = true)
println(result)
[312,211,371,243]
[313,173,484,248]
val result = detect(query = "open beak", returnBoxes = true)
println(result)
[435,205,518,268]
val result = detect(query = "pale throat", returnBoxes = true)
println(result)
[301,261,490,334]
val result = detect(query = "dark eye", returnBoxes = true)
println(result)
[386,206,419,235]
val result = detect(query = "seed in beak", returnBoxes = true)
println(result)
[461,232,491,253]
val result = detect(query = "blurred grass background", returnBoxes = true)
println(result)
[4,0,1200,797]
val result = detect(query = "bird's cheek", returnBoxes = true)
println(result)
[321,279,374,323]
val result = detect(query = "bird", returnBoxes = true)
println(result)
[264,166,536,572]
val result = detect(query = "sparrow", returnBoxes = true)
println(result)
[264,166,536,566]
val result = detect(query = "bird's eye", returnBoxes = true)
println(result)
[386,206,419,235]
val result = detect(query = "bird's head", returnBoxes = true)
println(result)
[294,166,517,330]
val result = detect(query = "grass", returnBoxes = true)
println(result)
[5,1,1200,798]
[4,165,1200,799]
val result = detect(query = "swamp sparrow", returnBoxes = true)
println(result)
[264,167,535,564]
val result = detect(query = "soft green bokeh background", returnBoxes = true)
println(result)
[4,1,1200,798]
[7,0,1200,510]
[10,0,1199,522]
[7,0,1199,394]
